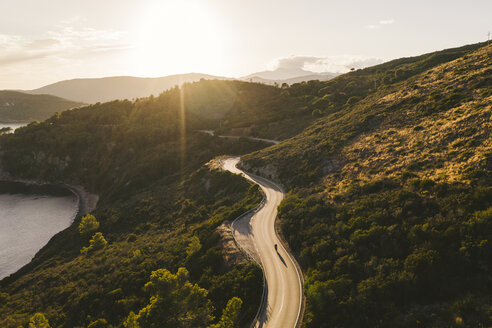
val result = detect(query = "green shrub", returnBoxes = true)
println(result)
[78,214,100,235]
[346,96,361,106]
[81,232,108,255]
[28,313,50,328]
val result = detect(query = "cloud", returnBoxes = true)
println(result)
[365,18,396,29]
[0,26,129,67]
[0,52,57,66]
[379,19,395,25]
[48,26,125,43]
[272,55,383,73]
[274,56,323,72]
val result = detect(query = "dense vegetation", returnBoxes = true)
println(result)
[242,43,492,326]
[0,83,282,327]
[0,91,84,123]
[0,81,291,197]
[0,41,490,327]
[0,164,264,327]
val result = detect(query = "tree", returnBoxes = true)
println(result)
[0,127,12,134]
[28,313,51,328]
[209,297,243,328]
[81,232,108,255]
[78,214,99,235]
[123,312,140,328]
[186,236,202,257]
[126,267,214,328]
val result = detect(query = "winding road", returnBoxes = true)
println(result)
[198,130,280,144]
[222,157,302,328]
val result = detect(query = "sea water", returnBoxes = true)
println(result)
[0,193,78,279]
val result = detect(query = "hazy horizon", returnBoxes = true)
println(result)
[1,0,490,90]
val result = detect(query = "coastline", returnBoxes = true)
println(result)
[62,183,99,218]
[0,152,100,285]
[0,171,99,220]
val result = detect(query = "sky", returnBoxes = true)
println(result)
[0,0,490,89]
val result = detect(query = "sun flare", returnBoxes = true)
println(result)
[132,1,226,76]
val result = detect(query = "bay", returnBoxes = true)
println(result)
[0,193,78,279]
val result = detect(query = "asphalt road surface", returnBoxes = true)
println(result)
[222,157,302,328]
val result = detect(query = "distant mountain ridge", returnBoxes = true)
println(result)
[242,72,340,85]
[0,91,84,123]
[241,67,340,85]
[25,73,229,104]
[22,70,342,104]
[243,66,313,80]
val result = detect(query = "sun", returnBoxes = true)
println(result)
[132,1,227,77]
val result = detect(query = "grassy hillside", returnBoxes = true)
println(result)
[241,42,490,185]
[0,91,84,123]
[241,44,491,326]
[195,42,489,141]
[285,42,488,120]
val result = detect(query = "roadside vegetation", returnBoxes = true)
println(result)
[242,43,491,326]
[0,84,270,327]
[0,41,489,327]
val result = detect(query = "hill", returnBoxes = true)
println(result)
[242,67,339,85]
[26,73,228,104]
[0,41,490,327]
[242,72,339,86]
[25,70,341,106]
[243,66,314,80]
[241,42,491,326]
[0,91,84,123]
[0,78,326,327]
[0,82,280,327]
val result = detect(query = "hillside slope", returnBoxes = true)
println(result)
[26,73,228,103]
[241,44,492,326]
[0,91,84,123]
[0,42,490,327]
[0,85,279,327]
